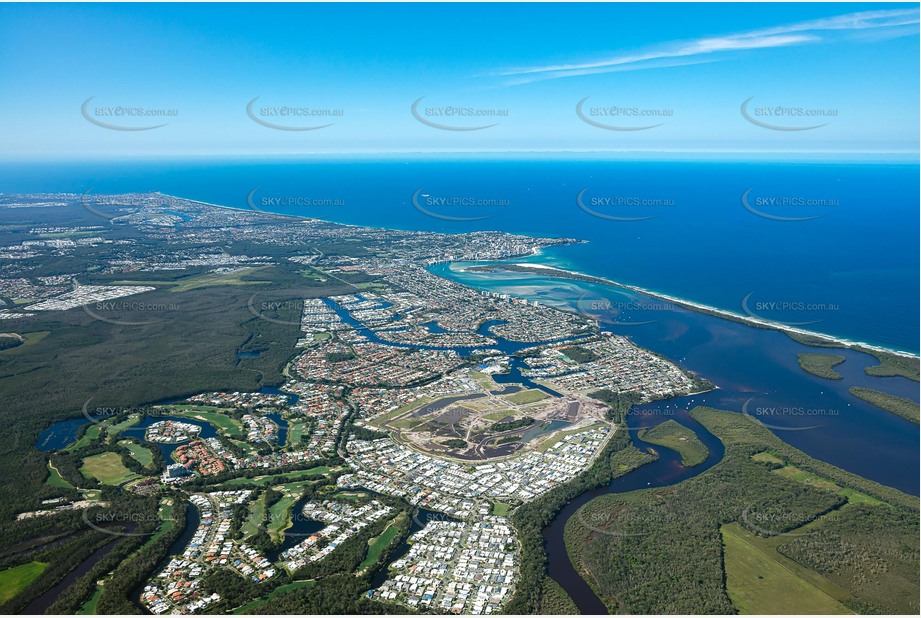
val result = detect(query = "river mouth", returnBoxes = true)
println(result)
[433,263,919,495]
[430,264,919,614]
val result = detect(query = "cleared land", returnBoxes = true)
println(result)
[770,461,883,506]
[80,451,139,485]
[231,580,316,614]
[505,389,549,405]
[46,462,74,488]
[637,419,709,466]
[357,513,406,572]
[491,502,511,516]
[797,353,845,380]
[721,523,850,614]
[378,389,607,461]
[0,561,49,604]
[224,467,331,487]
[119,440,155,468]
[243,494,267,538]
[849,386,919,423]
[115,266,272,293]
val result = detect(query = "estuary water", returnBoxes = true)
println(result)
[2,158,918,353]
[435,263,919,495]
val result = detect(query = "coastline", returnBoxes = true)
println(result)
[466,262,920,361]
[150,191,917,360]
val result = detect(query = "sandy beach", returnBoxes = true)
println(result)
[484,262,920,360]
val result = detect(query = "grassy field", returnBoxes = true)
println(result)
[119,440,155,468]
[637,419,709,466]
[721,523,851,614]
[849,387,919,423]
[0,330,50,355]
[223,467,332,487]
[771,463,884,506]
[80,451,139,485]
[797,353,846,380]
[115,266,272,293]
[264,480,318,542]
[491,502,511,516]
[750,451,784,465]
[243,493,267,538]
[267,495,298,541]
[505,389,549,405]
[357,513,406,572]
[46,461,74,488]
[287,421,309,445]
[66,422,106,451]
[76,587,102,615]
[0,561,49,604]
[231,580,315,614]
[482,410,516,421]
[334,491,370,502]
[106,414,143,436]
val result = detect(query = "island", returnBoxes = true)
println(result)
[796,353,846,380]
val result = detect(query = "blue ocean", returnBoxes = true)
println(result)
[2,158,918,353]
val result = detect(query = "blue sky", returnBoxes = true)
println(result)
[0,2,917,158]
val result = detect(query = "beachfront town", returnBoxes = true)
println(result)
[5,193,708,614]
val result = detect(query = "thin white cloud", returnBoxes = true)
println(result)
[499,8,919,85]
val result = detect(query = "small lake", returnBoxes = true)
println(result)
[521,419,570,442]
[35,417,91,452]
[264,412,289,447]
[267,495,326,562]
